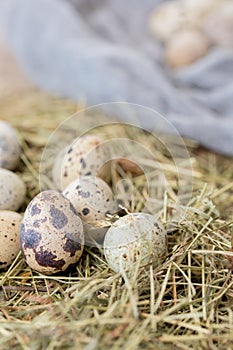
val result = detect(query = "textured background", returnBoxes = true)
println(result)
[0,0,233,155]
[0,32,32,97]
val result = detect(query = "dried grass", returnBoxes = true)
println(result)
[0,89,233,350]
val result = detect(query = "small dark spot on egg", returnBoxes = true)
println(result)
[78,190,90,199]
[33,220,41,228]
[82,208,90,216]
[31,204,41,216]
[80,158,86,169]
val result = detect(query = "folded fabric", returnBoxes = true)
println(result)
[0,0,232,155]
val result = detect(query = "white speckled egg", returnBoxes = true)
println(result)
[52,135,111,190]
[0,210,22,269]
[63,176,115,222]
[104,213,167,273]
[20,190,84,274]
[0,120,21,170]
[0,168,26,211]
[148,2,188,42]
[165,29,210,68]
[63,176,115,243]
[183,0,221,19]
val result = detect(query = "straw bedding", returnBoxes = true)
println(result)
[0,90,232,350]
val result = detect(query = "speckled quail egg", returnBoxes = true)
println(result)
[63,176,115,243]
[0,210,22,269]
[203,1,233,50]
[104,213,167,273]
[148,1,190,42]
[63,176,115,221]
[183,0,221,20]
[165,29,210,68]
[20,190,84,274]
[0,168,26,211]
[0,120,21,170]
[52,135,111,190]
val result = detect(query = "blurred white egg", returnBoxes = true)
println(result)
[0,120,21,170]
[0,168,26,211]
[104,212,167,273]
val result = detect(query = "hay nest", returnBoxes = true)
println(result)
[0,89,232,350]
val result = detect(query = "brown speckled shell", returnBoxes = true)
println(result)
[52,135,111,190]
[62,176,115,222]
[0,210,22,269]
[0,168,26,211]
[0,121,21,170]
[20,190,84,274]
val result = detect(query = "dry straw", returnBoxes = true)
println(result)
[0,90,232,350]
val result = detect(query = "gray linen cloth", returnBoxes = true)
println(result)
[0,0,233,155]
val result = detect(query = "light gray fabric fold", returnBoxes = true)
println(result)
[0,0,232,155]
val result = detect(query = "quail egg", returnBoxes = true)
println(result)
[104,213,167,273]
[62,176,115,222]
[148,1,189,42]
[0,210,22,269]
[0,120,21,170]
[63,176,115,243]
[203,1,233,50]
[0,168,26,211]
[183,0,221,20]
[165,29,210,68]
[20,190,84,274]
[52,135,111,190]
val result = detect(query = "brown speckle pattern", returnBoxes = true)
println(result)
[52,135,111,190]
[62,176,115,223]
[20,190,84,275]
[0,121,21,170]
[0,210,22,270]
[0,168,26,211]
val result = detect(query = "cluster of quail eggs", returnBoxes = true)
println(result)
[149,0,233,68]
[0,121,168,275]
